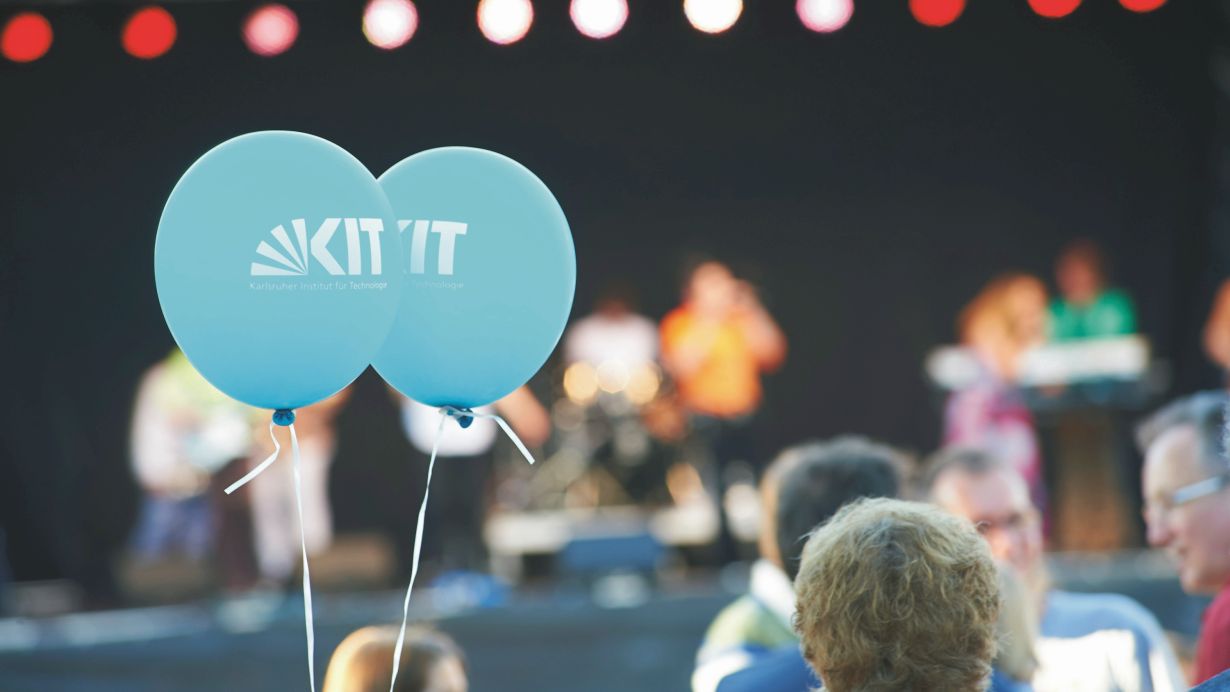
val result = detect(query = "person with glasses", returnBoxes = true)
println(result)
[1138,391,1230,685]
[925,447,1184,691]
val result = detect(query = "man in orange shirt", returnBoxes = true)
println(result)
[662,261,786,561]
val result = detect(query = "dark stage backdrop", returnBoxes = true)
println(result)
[0,0,1221,597]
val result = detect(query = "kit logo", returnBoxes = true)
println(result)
[250,218,385,277]
[399,220,468,276]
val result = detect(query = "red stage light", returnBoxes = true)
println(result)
[1028,0,1080,18]
[909,0,964,27]
[244,4,298,57]
[2,12,53,63]
[123,6,177,59]
[1119,0,1165,12]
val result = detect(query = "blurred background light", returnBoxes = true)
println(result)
[363,0,418,50]
[909,0,964,27]
[2,12,52,63]
[478,0,533,45]
[683,0,743,35]
[1028,0,1081,18]
[1119,0,1165,12]
[563,363,599,405]
[796,0,853,33]
[123,6,177,59]
[570,0,628,40]
[243,4,298,57]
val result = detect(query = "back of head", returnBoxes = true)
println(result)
[794,497,1000,692]
[772,436,903,580]
[322,626,466,692]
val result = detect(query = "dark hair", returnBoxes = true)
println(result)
[774,436,902,581]
[1057,238,1107,279]
[921,447,1010,499]
[1136,391,1230,474]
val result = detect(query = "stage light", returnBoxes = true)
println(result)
[626,364,661,406]
[909,0,964,27]
[684,0,743,34]
[478,0,533,45]
[796,0,853,33]
[243,4,298,57]
[1028,0,1080,18]
[563,363,598,404]
[570,0,627,39]
[123,6,176,59]
[1119,0,1165,12]
[364,0,418,50]
[2,12,52,63]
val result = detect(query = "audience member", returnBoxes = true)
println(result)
[793,497,1000,691]
[1137,392,1230,685]
[926,448,1185,691]
[692,436,902,692]
[1050,239,1137,341]
[662,260,786,560]
[322,625,466,692]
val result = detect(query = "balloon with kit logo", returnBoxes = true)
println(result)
[373,147,576,409]
[155,131,403,411]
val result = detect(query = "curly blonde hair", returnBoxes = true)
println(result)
[793,498,1000,692]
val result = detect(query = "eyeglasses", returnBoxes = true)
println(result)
[1143,472,1230,523]
[973,510,1035,536]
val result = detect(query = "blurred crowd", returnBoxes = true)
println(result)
[109,239,1230,691]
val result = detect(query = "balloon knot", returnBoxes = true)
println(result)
[273,409,296,426]
[446,406,474,429]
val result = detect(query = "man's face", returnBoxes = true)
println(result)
[932,467,1043,576]
[688,262,737,316]
[1142,426,1230,594]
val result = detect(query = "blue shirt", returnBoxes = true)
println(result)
[1194,670,1230,691]
[715,646,818,692]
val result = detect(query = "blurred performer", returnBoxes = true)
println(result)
[398,386,550,573]
[1203,279,1230,380]
[945,273,1048,506]
[1050,239,1137,341]
[564,282,658,370]
[129,349,252,562]
[248,389,349,585]
[661,261,786,561]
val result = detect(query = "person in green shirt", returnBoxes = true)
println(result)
[1050,239,1137,341]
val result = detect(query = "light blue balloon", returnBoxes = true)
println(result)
[155,131,403,411]
[373,147,576,408]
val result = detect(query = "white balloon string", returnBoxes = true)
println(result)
[289,423,316,692]
[224,419,279,495]
[390,409,447,692]
[440,405,537,465]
